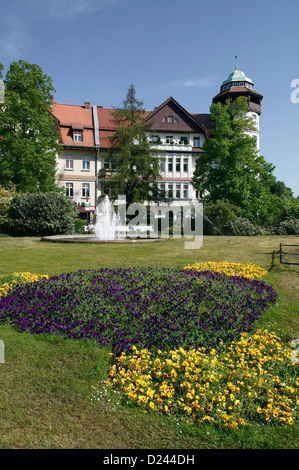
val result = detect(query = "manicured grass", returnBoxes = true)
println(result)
[0,235,298,449]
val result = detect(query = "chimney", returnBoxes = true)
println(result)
[84,101,91,109]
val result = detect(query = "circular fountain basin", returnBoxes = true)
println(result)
[41,234,166,244]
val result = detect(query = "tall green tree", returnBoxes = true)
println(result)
[0,60,61,192]
[192,96,276,224]
[108,84,167,206]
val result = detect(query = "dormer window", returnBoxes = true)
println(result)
[73,130,82,142]
[162,115,179,123]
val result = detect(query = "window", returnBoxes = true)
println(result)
[103,158,110,169]
[180,136,188,145]
[82,183,90,198]
[168,158,173,172]
[73,130,82,142]
[183,184,188,199]
[176,158,181,172]
[166,136,173,144]
[176,184,181,198]
[183,158,188,172]
[160,158,165,173]
[162,116,179,123]
[168,184,173,198]
[82,156,90,170]
[66,155,73,169]
[66,182,73,197]
[193,137,200,148]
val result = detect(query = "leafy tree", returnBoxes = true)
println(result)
[192,96,276,225]
[0,60,61,192]
[0,184,16,230]
[202,200,237,235]
[108,84,167,206]
[270,180,293,198]
[6,192,78,236]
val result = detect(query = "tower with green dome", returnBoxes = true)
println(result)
[212,58,263,152]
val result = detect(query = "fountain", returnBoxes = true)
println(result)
[94,195,124,240]
[41,195,165,244]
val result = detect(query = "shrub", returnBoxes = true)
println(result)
[278,219,299,235]
[228,217,262,236]
[74,218,86,234]
[6,191,78,236]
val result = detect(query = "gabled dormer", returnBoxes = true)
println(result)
[144,97,210,139]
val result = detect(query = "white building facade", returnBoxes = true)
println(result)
[51,65,262,221]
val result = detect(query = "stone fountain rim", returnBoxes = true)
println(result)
[41,234,166,244]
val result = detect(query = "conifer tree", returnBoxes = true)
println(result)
[108,84,167,205]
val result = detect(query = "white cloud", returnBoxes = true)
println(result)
[27,0,120,20]
[0,15,29,60]
[172,77,216,88]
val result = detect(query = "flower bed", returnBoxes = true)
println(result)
[0,272,48,297]
[0,267,297,429]
[184,262,268,280]
[106,330,299,428]
[0,267,277,355]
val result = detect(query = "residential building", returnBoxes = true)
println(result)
[51,64,262,221]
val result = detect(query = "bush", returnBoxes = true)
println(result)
[6,191,78,236]
[74,218,86,234]
[264,219,299,235]
[278,219,299,235]
[228,217,262,236]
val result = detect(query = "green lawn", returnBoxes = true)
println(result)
[0,235,298,449]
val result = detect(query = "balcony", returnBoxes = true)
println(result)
[151,140,192,151]
[99,168,117,180]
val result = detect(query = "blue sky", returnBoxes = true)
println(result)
[1,0,299,196]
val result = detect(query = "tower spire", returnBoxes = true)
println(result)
[235,55,238,70]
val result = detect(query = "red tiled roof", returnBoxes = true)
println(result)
[51,98,211,149]
[97,107,151,148]
[51,102,95,147]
